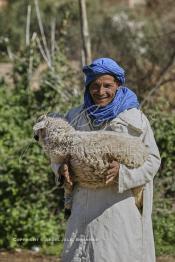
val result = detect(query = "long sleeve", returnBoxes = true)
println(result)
[118,115,161,193]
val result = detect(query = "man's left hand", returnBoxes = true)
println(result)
[106,161,120,185]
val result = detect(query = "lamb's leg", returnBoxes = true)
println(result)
[64,208,71,219]
[64,183,73,219]
[132,186,144,213]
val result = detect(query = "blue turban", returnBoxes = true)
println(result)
[83,57,125,87]
[83,58,139,125]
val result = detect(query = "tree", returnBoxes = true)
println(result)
[78,0,92,65]
[0,43,82,249]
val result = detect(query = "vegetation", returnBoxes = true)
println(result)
[0,44,82,253]
[145,103,175,255]
[0,0,174,257]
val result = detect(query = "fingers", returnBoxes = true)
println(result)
[59,163,73,186]
[106,161,120,184]
[65,172,73,186]
[109,161,120,168]
[106,173,117,184]
[108,161,120,174]
[106,173,115,180]
[106,175,116,185]
[107,167,118,175]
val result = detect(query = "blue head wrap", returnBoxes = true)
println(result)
[83,58,139,125]
[83,57,125,87]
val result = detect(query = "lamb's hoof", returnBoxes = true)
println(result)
[64,208,71,219]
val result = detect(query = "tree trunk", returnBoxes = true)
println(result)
[79,0,92,66]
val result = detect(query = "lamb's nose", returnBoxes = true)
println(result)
[34,134,39,141]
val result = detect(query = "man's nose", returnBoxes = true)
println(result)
[97,85,105,95]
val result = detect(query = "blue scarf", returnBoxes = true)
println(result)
[84,86,140,125]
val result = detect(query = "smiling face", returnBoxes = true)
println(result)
[88,75,120,107]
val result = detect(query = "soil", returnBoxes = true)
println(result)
[0,250,175,262]
[0,250,59,262]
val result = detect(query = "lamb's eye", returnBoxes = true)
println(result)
[34,134,39,141]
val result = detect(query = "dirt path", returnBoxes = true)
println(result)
[157,257,175,262]
[0,250,175,262]
[0,250,59,262]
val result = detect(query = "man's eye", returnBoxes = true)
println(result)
[90,84,98,89]
[104,84,112,88]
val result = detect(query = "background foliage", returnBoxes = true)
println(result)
[0,44,82,252]
[144,103,175,255]
[0,0,174,257]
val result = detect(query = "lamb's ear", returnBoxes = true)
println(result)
[33,120,46,131]
[37,114,47,122]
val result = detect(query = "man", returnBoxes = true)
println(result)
[52,58,161,262]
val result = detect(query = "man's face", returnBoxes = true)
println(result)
[89,75,120,107]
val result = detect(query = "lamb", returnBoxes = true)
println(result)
[33,114,148,215]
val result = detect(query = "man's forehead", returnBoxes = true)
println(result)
[92,74,116,83]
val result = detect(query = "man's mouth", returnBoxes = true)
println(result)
[95,96,108,100]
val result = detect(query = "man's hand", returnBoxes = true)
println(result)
[106,161,120,185]
[59,163,73,186]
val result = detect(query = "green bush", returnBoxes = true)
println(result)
[145,105,175,255]
[153,214,175,255]
[0,46,82,250]
[0,0,78,60]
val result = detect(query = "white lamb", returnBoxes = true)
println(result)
[33,114,148,216]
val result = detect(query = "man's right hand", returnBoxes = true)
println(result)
[58,163,73,186]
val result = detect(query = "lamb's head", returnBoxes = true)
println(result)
[33,115,47,144]
[33,113,75,146]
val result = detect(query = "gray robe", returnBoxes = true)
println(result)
[52,105,161,262]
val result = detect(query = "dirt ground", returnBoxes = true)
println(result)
[0,250,175,262]
[0,250,59,262]
[157,257,175,262]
